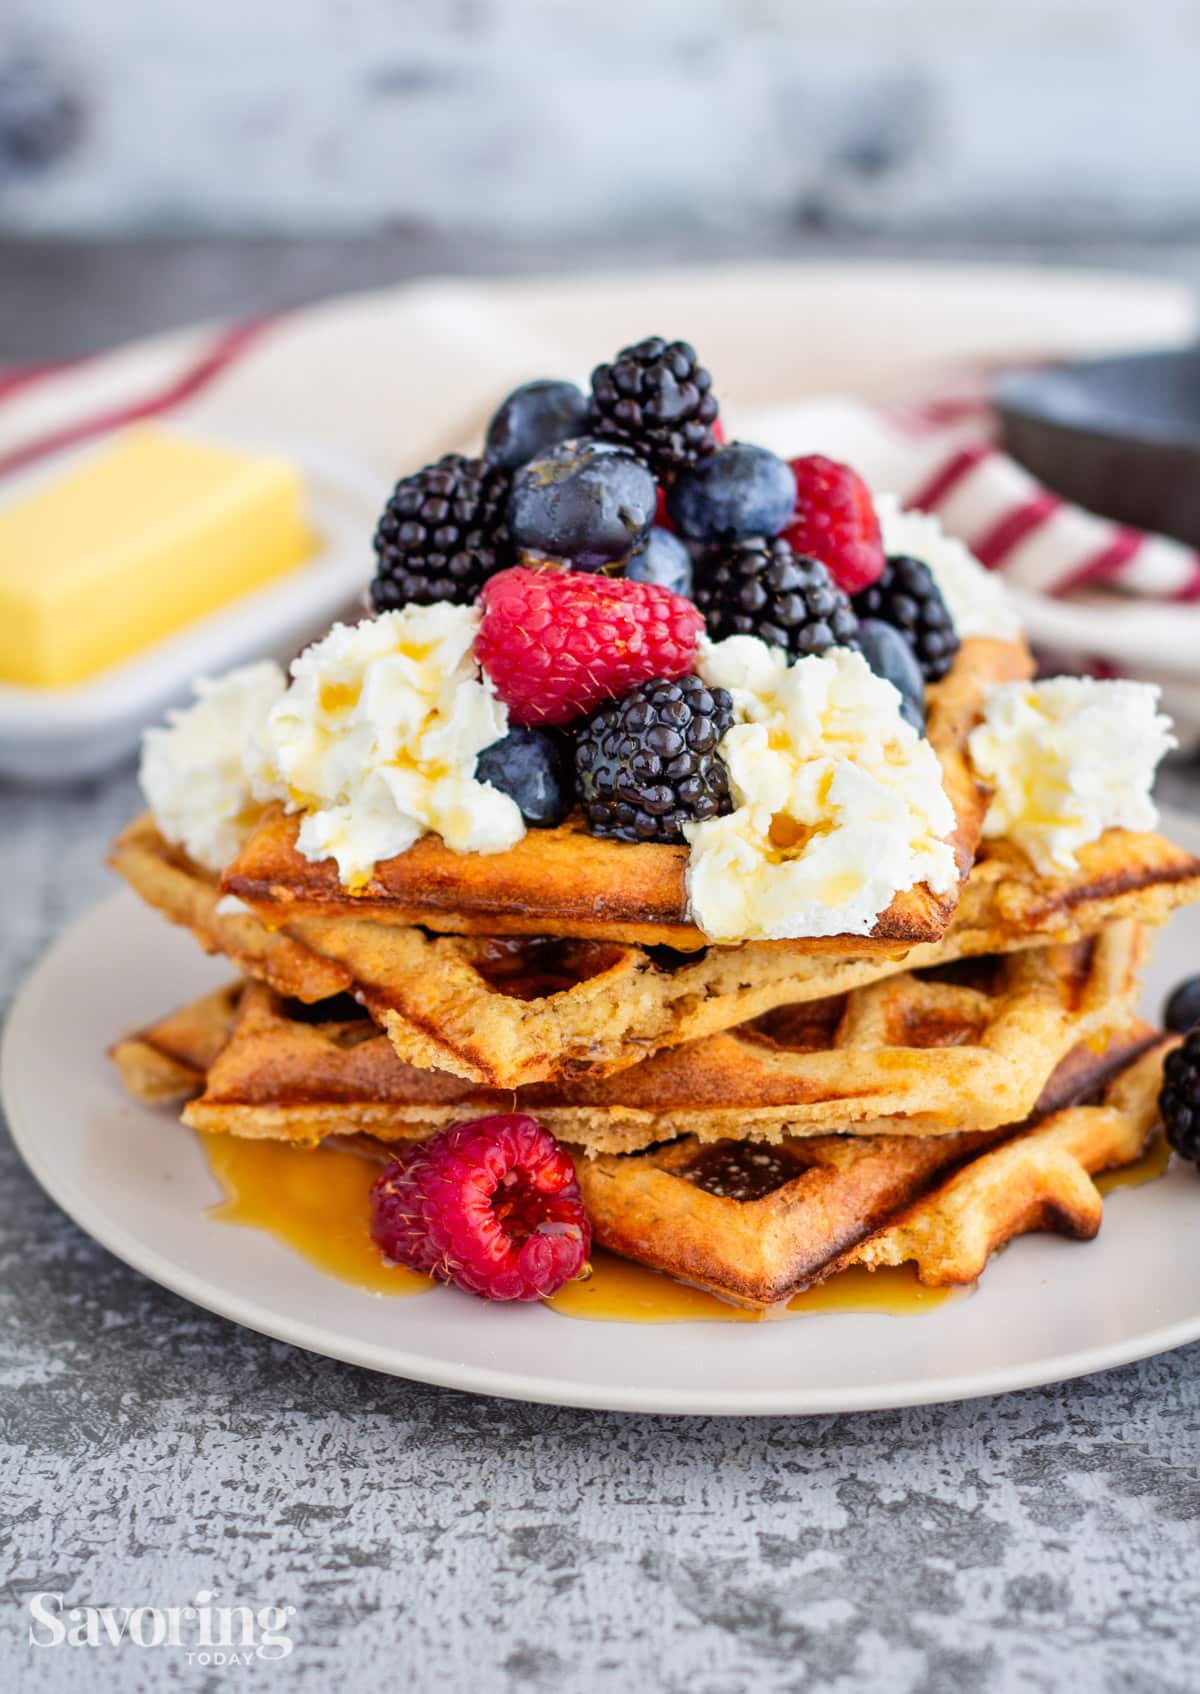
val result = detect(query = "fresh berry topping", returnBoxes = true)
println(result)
[370,1114,590,1300]
[588,336,720,479]
[692,537,860,659]
[484,379,590,473]
[476,566,703,727]
[853,554,960,683]
[857,618,926,733]
[506,438,657,570]
[476,726,574,828]
[575,675,734,844]
[371,453,510,611]
[625,527,694,598]
[1165,976,1200,1035]
[667,443,796,542]
[1160,1031,1200,1166]
[783,454,885,594]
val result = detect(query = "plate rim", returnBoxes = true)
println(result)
[5,812,1200,1417]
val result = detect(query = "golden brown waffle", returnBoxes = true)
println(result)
[109,983,242,1103]
[111,811,1198,1087]
[221,635,1033,951]
[109,814,355,1003]
[573,1032,1172,1308]
[172,925,1143,1150]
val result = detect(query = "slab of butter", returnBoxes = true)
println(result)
[0,427,316,687]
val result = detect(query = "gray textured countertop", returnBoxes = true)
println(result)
[3,243,1200,1692]
[5,760,1200,1694]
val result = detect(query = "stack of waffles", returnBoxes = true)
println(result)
[110,628,1200,1310]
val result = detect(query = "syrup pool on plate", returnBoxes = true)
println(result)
[199,1130,1174,1320]
[198,1133,967,1321]
[201,1132,433,1298]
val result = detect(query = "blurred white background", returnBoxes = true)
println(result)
[2,0,1199,356]
[3,0,1199,236]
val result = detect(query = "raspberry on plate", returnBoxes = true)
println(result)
[476,565,703,727]
[783,454,885,595]
[370,1114,591,1301]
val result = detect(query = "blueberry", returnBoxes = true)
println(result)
[507,438,657,569]
[1164,975,1200,1034]
[624,527,693,598]
[484,379,590,473]
[857,618,925,733]
[666,443,795,542]
[476,727,574,827]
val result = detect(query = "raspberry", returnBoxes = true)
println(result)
[370,1114,591,1300]
[476,565,703,728]
[782,454,885,594]
[1160,1030,1200,1166]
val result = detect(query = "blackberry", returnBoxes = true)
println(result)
[853,555,959,683]
[1160,1029,1200,1165]
[575,675,733,845]
[371,454,510,610]
[588,337,720,479]
[693,537,859,659]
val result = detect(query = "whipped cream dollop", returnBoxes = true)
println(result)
[140,660,287,872]
[686,637,958,942]
[875,495,1021,641]
[968,676,1175,874]
[248,604,524,885]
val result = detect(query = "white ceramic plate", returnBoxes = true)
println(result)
[4,809,1199,1416]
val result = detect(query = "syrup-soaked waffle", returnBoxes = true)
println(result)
[110,812,1200,1089]
[158,923,1142,1151]
[220,635,1033,952]
[573,1032,1172,1308]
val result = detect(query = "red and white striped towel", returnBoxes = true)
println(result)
[3,272,1198,733]
[749,384,1200,603]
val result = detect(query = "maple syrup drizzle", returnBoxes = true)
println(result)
[198,1129,1171,1323]
[1094,1131,1172,1194]
[201,1132,433,1298]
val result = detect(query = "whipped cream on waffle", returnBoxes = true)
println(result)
[874,495,1021,641]
[968,676,1175,874]
[247,605,524,885]
[139,659,286,872]
[686,637,958,941]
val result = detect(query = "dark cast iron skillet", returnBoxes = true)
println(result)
[994,344,1200,549]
